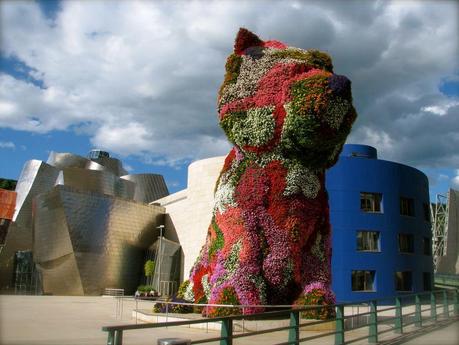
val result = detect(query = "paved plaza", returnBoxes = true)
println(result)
[0,295,458,345]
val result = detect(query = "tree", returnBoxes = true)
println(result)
[144,260,155,285]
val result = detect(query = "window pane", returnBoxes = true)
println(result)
[398,234,414,253]
[395,271,412,291]
[357,231,380,251]
[400,197,415,216]
[352,270,375,291]
[360,192,382,213]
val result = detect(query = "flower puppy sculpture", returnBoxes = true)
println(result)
[185,28,357,317]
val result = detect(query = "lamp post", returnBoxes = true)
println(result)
[156,225,165,295]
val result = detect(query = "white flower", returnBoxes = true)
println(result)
[184,281,195,302]
[232,106,275,148]
[284,163,321,198]
[224,240,242,275]
[213,181,236,214]
[201,274,211,300]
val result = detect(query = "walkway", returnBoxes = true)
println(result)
[0,295,457,345]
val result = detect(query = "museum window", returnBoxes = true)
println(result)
[395,271,412,291]
[360,192,382,213]
[423,203,431,222]
[352,270,375,291]
[398,234,414,253]
[423,272,432,291]
[356,231,380,252]
[400,197,415,216]
[423,237,431,255]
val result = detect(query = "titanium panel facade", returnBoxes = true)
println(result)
[121,174,169,203]
[47,152,96,170]
[0,160,59,290]
[91,156,127,176]
[56,168,135,199]
[34,185,166,295]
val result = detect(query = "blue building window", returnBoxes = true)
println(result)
[395,271,412,291]
[352,270,375,291]
[400,197,415,216]
[360,192,382,213]
[398,234,414,253]
[356,231,380,252]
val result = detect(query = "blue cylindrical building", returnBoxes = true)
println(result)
[326,144,433,302]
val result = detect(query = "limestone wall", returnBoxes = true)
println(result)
[155,156,225,281]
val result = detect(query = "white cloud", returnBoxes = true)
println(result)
[0,0,457,169]
[422,101,459,116]
[452,170,459,190]
[350,126,394,152]
[0,141,15,149]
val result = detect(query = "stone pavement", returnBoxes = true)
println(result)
[0,295,457,345]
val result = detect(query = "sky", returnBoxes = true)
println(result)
[0,0,458,199]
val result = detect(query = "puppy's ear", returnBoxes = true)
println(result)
[234,28,263,55]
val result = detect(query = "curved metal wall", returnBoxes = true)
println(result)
[57,168,135,199]
[91,157,127,176]
[121,174,169,203]
[47,152,107,172]
[0,160,59,290]
[326,144,433,302]
[34,185,166,295]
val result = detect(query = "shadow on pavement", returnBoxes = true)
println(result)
[378,318,459,345]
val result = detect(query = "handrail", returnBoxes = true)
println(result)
[102,288,459,345]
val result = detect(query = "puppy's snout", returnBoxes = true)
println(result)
[328,74,351,99]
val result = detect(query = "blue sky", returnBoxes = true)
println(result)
[0,0,458,198]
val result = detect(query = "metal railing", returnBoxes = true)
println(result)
[102,289,459,345]
[105,288,125,296]
[435,273,459,288]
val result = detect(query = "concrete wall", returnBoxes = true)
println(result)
[155,156,225,281]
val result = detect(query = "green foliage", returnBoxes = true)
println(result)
[144,260,155,278]
[211,287,241,317]
[176,280,190,299]
[219,54,243,97]
[295,291,335,320]
[220,111,247,144]
[0,178,17,191]
[137,285,155,293]
[208,220,224,260]
[228,158,249,187]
